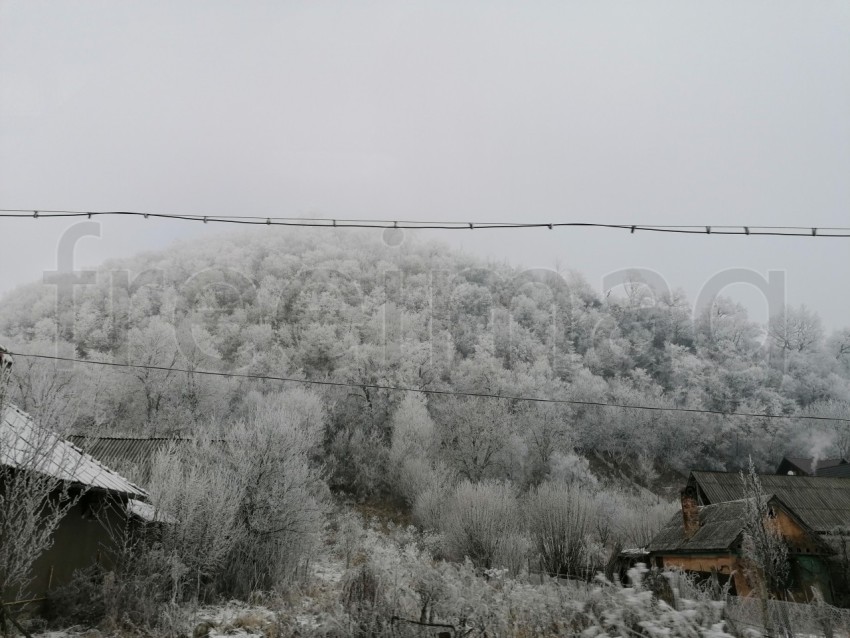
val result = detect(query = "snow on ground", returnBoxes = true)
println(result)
[32,549,348,638]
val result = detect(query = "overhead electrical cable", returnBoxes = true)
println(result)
[7,350,848,423]
[1,209,849,237]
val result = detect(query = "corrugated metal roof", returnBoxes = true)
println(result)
[1,404,147,498]
[815,464,850,478]
[67,436,174,484]
[67,436,221,486]
[779,457,846,476]
[647,500,748,553]
[692,471,850,533]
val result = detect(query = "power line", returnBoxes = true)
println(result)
[1,209,849,237]
[7,350,849,423]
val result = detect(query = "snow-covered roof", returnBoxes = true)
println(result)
[0,403,147,498]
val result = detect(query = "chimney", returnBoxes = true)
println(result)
[681,485,700,540]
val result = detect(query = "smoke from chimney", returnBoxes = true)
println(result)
[808,430,833,476]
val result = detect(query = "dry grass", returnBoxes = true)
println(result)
[216,609,280,637]
[353,499,413,531]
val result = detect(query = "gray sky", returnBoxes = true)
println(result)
[1,1,848,329]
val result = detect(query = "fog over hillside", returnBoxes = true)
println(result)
[3,2,849,634]
[2,229,848,477]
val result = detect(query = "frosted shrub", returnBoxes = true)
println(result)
[389,395,451,505]
[0,370,90,633]
[411,461,455,531]
[441,480,521,571]
[548,450,598,487]
[595,487,676,549]
[577,566,734,638]
[221,392,328,596]
[526,481,598,579]
[148,439,242,602]
[329,426,390,498]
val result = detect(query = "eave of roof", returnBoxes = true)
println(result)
[1,405,147,499]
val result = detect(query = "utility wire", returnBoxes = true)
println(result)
[1,209,849,237]
[7,350,849,423]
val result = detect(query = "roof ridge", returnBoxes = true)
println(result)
[693,469,844,479]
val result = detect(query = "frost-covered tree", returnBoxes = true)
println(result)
[740,459,790,601]
[435,397,513,482]
[768,304,824,355]
[388,394,446,504]
[0,368,87,637]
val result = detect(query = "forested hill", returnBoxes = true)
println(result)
[1,230,848,485]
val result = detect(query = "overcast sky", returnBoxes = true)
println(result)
[1,1,848,329]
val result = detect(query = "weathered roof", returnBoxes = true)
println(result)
[778,457,846,476]
[1,404,147,498]
[68,436,172,482]
[692,471,850,533]
[815,464,850,478]
[67,435,215,485]
[648,495,831,555]
[647,500,749,553]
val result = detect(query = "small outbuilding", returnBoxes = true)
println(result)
[1,402,148,604]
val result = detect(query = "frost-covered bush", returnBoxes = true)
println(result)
[576,566,733,638]
[116,389,328,625]
[548,450,599,487]
[595,487,677,549]
[328,425,390,498]
[220,391,328,596]
[526,480,600,579]
[441,480,522,571]
[149,439,242,602]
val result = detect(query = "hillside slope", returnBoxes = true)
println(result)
[1,229,848,481]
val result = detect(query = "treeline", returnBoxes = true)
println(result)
[1,229,849,487]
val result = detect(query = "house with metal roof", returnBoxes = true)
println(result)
[648,486,833,601]
[689,470,850,535]
[1,402,150,604]
[647,472,850,603]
